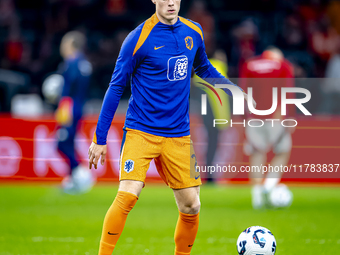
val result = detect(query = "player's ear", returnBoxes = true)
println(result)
[151,0,156,4]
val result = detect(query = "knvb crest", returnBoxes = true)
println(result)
[185,36,193,50]
[124,159,134,173]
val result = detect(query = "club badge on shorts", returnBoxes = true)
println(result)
[124,159,134,173]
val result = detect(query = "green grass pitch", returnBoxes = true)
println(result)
[1,184,340,255]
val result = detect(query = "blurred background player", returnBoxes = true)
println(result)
[240,46,295,209]
[56,31,95,194]
[193,49,231,183]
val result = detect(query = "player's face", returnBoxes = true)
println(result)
[60,38,72,59]
[153,0,181,25]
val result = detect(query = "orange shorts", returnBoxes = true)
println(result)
[119,128,201,189]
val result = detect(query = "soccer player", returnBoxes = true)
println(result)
[56,31,95,194]
[240,46,295,209]
[88,1,249,254]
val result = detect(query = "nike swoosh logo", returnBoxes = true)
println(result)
[154,45,165,50]
[108,232,119,235]
[195,175,200,180]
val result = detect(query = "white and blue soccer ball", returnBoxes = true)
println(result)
[237,226,276,255]
[269,184,293,208]
[62,166,96,194]
[72,166,96,193]
[42,74,64,104]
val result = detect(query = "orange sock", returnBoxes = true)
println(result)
[174,211,200,255]
[98,191,138,255]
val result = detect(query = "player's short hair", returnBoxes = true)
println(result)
[62,31,86,51]
[265,46,283,55]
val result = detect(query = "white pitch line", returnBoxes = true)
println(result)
[31,236,84,243]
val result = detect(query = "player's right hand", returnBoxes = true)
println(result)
[88,142,107,169]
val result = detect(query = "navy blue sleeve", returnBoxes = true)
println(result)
[193,31,243,96]
[61,60,78,98]
[94,28,143,145]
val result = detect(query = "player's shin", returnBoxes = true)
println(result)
[174,211,200,255]
[98,191,138,255]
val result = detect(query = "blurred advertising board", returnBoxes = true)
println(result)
[0,115,339,183]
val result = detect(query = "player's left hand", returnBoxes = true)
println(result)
[88,142,107,169]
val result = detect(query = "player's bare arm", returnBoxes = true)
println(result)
[88,142,107,169]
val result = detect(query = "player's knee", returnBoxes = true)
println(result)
[274,151,290,161]
[180,200,201,215]
[119,180,144,197]
[191,201,201,214]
